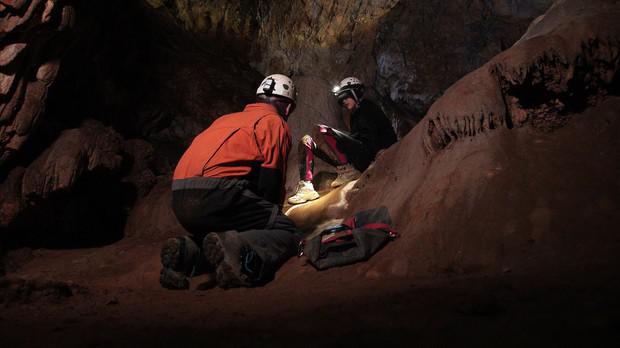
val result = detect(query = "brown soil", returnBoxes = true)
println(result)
[2,144,619,346]
[1,196,619,347]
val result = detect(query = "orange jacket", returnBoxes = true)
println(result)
[173,103,291,203]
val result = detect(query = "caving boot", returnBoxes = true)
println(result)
[331,163,361,188]
[159,236,200,290]
[202,231,263,289]
[287,180,320,204]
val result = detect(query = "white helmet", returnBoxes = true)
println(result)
[332,77,365,103]
[256,74,296,103]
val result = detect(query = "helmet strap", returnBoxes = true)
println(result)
[351,90,363,108]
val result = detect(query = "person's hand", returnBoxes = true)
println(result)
[318,125,333,135]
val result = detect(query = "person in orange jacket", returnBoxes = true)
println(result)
[160,74,301,290]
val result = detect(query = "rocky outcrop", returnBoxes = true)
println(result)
[423,0,620,152]
[20,120,122,199]
[1,120,159,246]
[374,0,554,125]
[0,0,75,167]
[345,0,620,278]
[0,1,260,247]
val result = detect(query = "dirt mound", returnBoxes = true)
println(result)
[344,0,620,278]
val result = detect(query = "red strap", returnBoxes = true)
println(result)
[342,216,356,229]
[361,222,399,238]
[320,222,398,245]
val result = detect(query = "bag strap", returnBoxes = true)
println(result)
[320,222,398,244]
[342,216,356,229]
[342,217,398,237]
[360,222,399,238]
[297,219,398,257]
[298,223,353,256]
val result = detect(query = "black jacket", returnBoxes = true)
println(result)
[350,99,397,159]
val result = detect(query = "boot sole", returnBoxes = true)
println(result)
[160,238,182,270]
[160,237,193,290]
[203,232,250,289]
[159,268,190,290]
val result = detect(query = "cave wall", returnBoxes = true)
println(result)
[373,0,553,126]
[0,0,75,167]
[345,0,620,278]
[0,0,260,247]
[147,0,553,192]
[148,0,553,130]
[1,0,556,249]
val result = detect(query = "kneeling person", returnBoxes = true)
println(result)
[161,74,301,289]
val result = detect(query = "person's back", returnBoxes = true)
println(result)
[173,103,291,203]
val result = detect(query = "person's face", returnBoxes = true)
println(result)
[341,97,357,111]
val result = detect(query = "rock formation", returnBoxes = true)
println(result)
[0,0,75,167]
[0,1,260,246]
[345,0,620,278]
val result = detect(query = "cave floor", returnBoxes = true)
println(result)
[1,234,619,347]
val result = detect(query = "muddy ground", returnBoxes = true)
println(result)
[1,236,619,347]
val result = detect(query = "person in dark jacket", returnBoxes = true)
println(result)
[288,77,396,204]
[160,74,302,290]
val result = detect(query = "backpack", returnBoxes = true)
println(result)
[299,206,398,270]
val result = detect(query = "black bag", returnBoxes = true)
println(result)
[299,206,398,270]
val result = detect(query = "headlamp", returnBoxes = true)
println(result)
[262,78,276,95]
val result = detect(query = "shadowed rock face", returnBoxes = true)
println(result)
[0,1,260,246]
[345,0,620,278]
[0,0,75,167]
[374,0,554,127]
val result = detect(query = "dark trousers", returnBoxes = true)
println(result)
[171,177,301,281]
[298,125,373,180]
